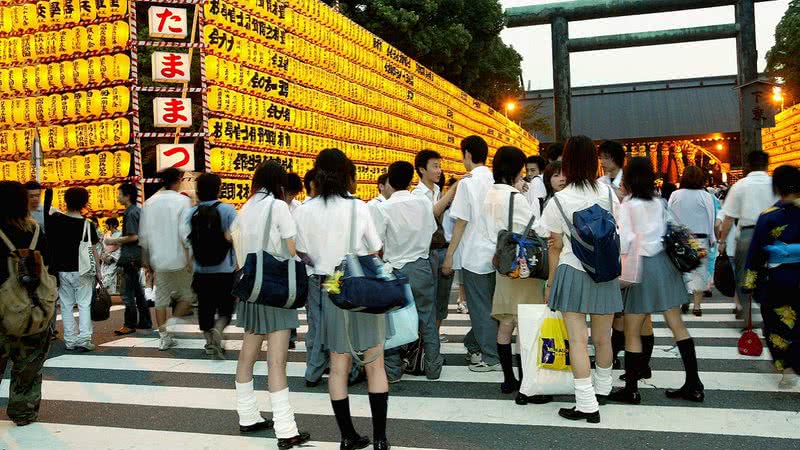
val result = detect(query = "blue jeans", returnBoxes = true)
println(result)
[121,264,151,329]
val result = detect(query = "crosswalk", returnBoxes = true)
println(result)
[3,297,800,449]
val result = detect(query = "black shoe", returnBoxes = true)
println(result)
[278,432,311,449]
[373,439,390,450]
[288,341,296,350]
[595,394,608,406]
[607,387,642,405]
[515,393,553,405]
[13,418,35,427]
[681,303,689,313]
[305,378,322,388]
[612,357,621,370]
[620,367,652,381]
[558,407,600,423]
[341,434,370,450]
[501,380,520,394]
[704,290,713,298]
[239,419,274,433]
[665,383,705,402]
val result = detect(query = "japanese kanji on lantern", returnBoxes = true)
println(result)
[0,0,134,210]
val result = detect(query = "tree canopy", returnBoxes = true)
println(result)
[766,0,800,105]
[323,0,524,110]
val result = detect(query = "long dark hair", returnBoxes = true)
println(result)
[251,161,287,200]
[314,148,352,200]
[0,181,33,231]
[562,135,598,189]
[543,161,562,198]
[623,157,656,200]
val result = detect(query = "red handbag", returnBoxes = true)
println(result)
[738,295,763,356]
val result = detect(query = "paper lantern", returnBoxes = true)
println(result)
[47,63,63,90]
[58,61,76,88]
[73,59,90,86]
[21,4,39,31]
[60,92,77,119]
[87,90,104,116]
[6,37,21,66]
[86,24,102,52]
[41,158,56,182]
[33,33,48,60]
[85,153,100,179]
[69,155,84,180]
[79,0,97,21]
[64,124,78,149]
[36,2,51,26]
[108,118,130,145]
[112,21,130,48]
[87,56,104,84]
[95,117,110,145]
[87,185,101,210]
[11,98,26,125]
[55,157,70,180]
[112,53,131,81]
[73,26,89,54]
[23,66,38,93]
[0,69,8,94]
[40,126,65,152]
[35,64,51,92]
[63,0,81,24]
[113,151,131,177]
[32,97,47,123]
[0,100,10,125]
[97,151,114,178]
[110,86,130,113]
[101,184,118,210]
[0,131,12,155]
[73,91,90,118]
[17,160,32,182]
[1,162,17,182]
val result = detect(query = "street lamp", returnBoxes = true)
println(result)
[505,101,517,117]
[772,86,785,111]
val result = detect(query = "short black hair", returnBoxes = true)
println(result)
[285,173,303,196]
[24,181,42,191]
[598,140,626,168]
[622,157,656,200]
[303,168,317,194]
[547,142,563,162]
[314,148,352,200]
[415,150,442,176]
[119,183,138,204]
[64,187,89,211]
[196,172,221,202]
[526,155,547,173]
[680,166,705,190]
[377,173,388,187]
[492,146,527,185]
[159,168,182,188]
[746,151,769,172]
[461,135,488,164]
[252,161,287,199]
[772,164,799,197]
[106,217,119,229]
[387,161,414,191]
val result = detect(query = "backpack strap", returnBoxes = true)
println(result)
[29,223,40,250]
[249,198,276,303]
[507,192,515,231]
[553,194,594,251]
[0,227,16,252]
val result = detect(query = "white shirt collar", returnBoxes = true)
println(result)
[471,165,491,176]
[386,190,412,202]
[747,171,769,178]
[492,184,520,193]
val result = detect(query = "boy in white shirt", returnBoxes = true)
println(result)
[598,140,626,200]
[443,136,501,372]
[524,155,547,215]
[375,161,443,381]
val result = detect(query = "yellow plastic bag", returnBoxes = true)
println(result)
[537,311,571,371]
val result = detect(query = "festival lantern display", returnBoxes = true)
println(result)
[762,103,800,172]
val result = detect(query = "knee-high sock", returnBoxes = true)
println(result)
[624,351,642,391]
[574,377,599,413]
[269,388,299,439]
[497,343,517,385]
[593,364,613,396]
[677,338,701,386]
[611,328,625,359]
[331,397,358,440]
[641,334,655,370]
[516,353,524,382]
[235,380,264,426]
[368,392,388,442]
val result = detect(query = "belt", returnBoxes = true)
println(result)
[741,225,755,230]
[693,233,708,239]
[309,274,326,281]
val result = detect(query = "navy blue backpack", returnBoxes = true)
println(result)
[553,185,621,283]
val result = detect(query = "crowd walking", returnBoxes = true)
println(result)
[1,134,798,449]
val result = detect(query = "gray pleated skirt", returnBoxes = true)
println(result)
[236,301,299,335]
[312,279,388,354]
[548,264,623,314]
[624,251,687,313]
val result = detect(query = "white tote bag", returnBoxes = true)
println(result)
[518,304,574,396]
[78,220,97,277]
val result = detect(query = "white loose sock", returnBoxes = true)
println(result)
[593,364,613,396]
[269,388,299,439]
[574,376,599,413]
[235,380,265,426]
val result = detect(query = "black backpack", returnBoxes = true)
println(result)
[190,202,232,267]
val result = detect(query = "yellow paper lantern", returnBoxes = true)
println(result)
[55,157,70,180]
[94,117,110,145]
[33,32,49,60]
[21,34,36,62]
[56,28,74,57]
[112,21,129,48]
[46,62,63,90]
[85,152,100,179]
[101,184,117,210]
[0,131,12,155]
[0,69,8,94]
[37,2,52,26]
[0,100,10,126]
[40,125,65,152]
[98,151,114,178]
[70,155,84,180]
[86,24,102,52]
[60,92,77,119]
[58,61,76,88]
[96,0,113,18]
[87,57,103,84]
[87,89,104,117]
[112,53,130,81]
[63,0,81,24]
[73,26,89,54]
[79,0,96,21]
[6,37,21,65]
[32,96,47,123]
[87,185,101,210]
[108,118,130,145]
[73,91,90,118]
[8,67,24,93]
[1,162,17,182]
[20,4,39,31]
[113,150,131,177]
[41,158,57,183]
[64,124,78,149]
[46,94,64,122]
[11,98,26,125]
[17,160,32,182]
[36,64,51,92]
[111,0,127,16]
[23,66,39,93]
[73,59,90,86]
[110,86,130,113]
[45,31,58,58]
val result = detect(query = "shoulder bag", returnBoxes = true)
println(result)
[494,192,548,280]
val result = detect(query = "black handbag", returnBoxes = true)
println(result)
[714,250,736,297]
[91,285,112,321]
[232,198,308,309]
[494,192,548,280]
[662,203,705,273]
[325,200,410,314]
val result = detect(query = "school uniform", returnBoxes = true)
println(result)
[619,198,686,313]
[374,190,442,380]
[232,192,300,334]
[541,183,623,314]
[668,189,716,294]
[294,196,384,355]
[449,166,499,365]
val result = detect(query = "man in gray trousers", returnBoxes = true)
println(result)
[372,161,443,382]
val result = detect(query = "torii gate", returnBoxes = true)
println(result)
[506,0,777,162]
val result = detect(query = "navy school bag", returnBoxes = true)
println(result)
[553,185,621,283]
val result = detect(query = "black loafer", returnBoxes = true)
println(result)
[558,407,600,423]
[341,434,370,450]
[373,439,390,450]
[665,384,705,402]
[239,418,274,433]
[607,387,641,405]
[278,431,311,449]
[595,394,608,405]
[305,378,322,388]
[515,393,553,405]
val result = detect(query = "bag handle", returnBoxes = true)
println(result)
[82,220,91,243]
[507,192,515,232]
[0,227,17,252]
[349,198,358,254]
[249,196,297,305]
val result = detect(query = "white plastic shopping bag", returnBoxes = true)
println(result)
[518,304,573,396]
[384,283,419,350]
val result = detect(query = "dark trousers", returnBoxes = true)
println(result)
[0,326,52,424]
[121,263,151,329]
[193,273,236,332]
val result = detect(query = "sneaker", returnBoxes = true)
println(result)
[439,334,448,343]
[464,352,481,364]
[159,334,177,351]
[469,361,502,373]
[210,328,224,352]
[79,342,97,352]
[204,343,216,355]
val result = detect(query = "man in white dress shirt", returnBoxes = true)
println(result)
[524,155,548,214]
[598,140,626,200]
[374,161,443,381]
[367,173,388,210]
[719,151,778,322]
[140,168,195,351]
[443,136,501,372]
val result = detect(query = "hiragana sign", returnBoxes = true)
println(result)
[148,6,188,39]
[152,52,191,83]
[156,143,195,171]
[154,97,192,127]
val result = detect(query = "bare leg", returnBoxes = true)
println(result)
[624,314,648,352]
[266,330,290,393]
[563,312,590,379]
[589,314,615,371]
[236,333,265,383]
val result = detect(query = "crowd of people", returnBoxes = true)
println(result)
[0,134,798,449]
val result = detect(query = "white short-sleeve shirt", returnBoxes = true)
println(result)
[618,197,667,257]
[293,196,382,276]
[541,183,621,273]
[233,192,296,265]
[668,189,717,246]
[721,171,777,227]
[375,190,436,269]
[482,184,540,246]
[524,176,547,213]
[449,166,496,274]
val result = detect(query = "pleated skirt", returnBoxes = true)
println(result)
[236,300,299,335]
[315,281,389,354]
[492,273,545,320]
[548,264,623,314]
[623,251,688,314]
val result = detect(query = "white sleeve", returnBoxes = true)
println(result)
[721,184,742,219]
[293,209,308,253]
[618,202,635,256]
[541,196,564,235]
[373,204,388,243]
[359,201,383,253]
[449,181,471,222]
[273,201,297,240]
